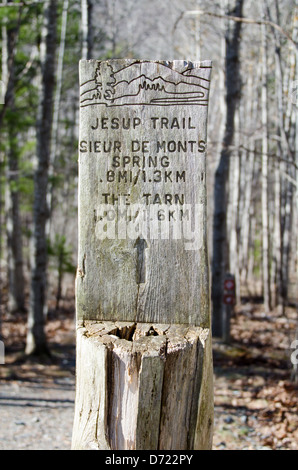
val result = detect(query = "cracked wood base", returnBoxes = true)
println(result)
[72,321,213,450]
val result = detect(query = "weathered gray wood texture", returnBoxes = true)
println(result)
[77,59,212,326]
[72,322,213,450]
[73,60,213,450]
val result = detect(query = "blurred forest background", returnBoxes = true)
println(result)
[0,0,297,450]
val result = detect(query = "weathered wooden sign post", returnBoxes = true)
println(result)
[72,59,213,450]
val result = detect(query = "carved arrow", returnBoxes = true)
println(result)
[134,237,148,284]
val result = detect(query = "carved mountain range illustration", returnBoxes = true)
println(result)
[80,61,210,107]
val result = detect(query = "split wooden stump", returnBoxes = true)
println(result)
[72,59,213,450]
[72,321,213,450]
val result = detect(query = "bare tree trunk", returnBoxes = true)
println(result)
[2,4,25,313]
[247,209,256,291]
[239,69,257,288]
[269,0,294,311]
[263,0,280,309]
[295,3,298,284]
[0,4,22,129]
[47,0,69,238]
[228,109,241,304]
[271,9,283,309]
[272,162,282,309]
[281,166,293,306]
[293,0,298,383]
[26,0,58,356]
[240,143,255,283]
[0,0,9,334]
[261,17,271,313]
[212,0,245,337]
[6,106,25,313]
[279,4,298,309]
[87,0,94,59]
[81,0,93,60]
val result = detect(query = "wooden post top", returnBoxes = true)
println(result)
[77,59,212,326]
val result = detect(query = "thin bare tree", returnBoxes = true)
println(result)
[212,0,245,337]
[26,0,58,356]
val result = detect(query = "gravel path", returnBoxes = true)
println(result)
[1,368,296,450]
[0,377,75,450]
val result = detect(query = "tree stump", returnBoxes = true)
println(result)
[72,321,213,450]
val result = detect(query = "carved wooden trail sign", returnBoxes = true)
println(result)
[77,59,211,325]
[72,59,213,450]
